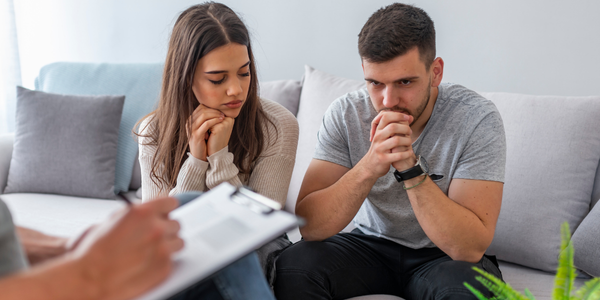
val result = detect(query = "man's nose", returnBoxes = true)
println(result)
[382,86,398,108]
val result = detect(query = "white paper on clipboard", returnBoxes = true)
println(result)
[134,183,300,300]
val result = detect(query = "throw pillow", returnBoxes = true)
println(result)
[35,62,163,194]
[285,65,365,212]
[3,87,124,199]
[572,201,600,277]
[481,92,600,272]
[260,80,302,116]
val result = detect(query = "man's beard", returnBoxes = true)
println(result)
[380,85,431,127]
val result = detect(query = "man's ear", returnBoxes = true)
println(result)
[430,57,444,87]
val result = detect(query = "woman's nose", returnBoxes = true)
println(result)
[227,78,243,97]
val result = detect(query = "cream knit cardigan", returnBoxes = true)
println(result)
[139,99,299,206]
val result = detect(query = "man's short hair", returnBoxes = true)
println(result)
[358,3,436,69]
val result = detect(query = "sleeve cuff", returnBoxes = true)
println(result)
[186,152,209,169]
[206,146,240,188]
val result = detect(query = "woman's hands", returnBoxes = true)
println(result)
[188,104,235,161]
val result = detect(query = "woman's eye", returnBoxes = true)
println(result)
[239,72,250,77]
[209,78,225,85]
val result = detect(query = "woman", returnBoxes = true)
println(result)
[136,2,298,282]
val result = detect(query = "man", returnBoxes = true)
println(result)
[274,3,506,300]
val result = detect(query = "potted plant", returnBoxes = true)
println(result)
[464,222,600,300]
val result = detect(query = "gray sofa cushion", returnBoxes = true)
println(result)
[260,80,302,116]
[572,200,600,277]
[481,92,600,272]
[4,87,124,199]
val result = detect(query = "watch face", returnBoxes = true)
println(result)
[418,156,429,173]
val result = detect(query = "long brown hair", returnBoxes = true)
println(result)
[136,2,270,191]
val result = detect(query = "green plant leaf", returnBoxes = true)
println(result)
[524,288,535,300]
[553,222,576,300]
[575,278,600,300]
[469,267,532,300]
[464,282,492,300]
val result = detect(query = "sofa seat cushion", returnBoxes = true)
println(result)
[1,193,126,238]
[497,261,587,300]
[481,92,600,272]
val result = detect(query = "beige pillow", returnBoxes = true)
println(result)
[285,66,365,213]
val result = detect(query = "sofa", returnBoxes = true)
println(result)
[1,62,600,300]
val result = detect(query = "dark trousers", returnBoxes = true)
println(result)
[274,229,502,300]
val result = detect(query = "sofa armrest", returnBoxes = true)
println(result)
[0,134,14,192]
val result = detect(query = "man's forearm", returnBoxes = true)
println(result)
[405,176,496,263]
[296,164,378,241]
[0,255,100,300]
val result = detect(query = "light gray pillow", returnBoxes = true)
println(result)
[3,87,124,199]
[572,201,600,277]
[481,92,600,272]
[260,80,302,116]
[285,66,365,213]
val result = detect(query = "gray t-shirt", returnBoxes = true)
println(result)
[314,83,506,249]
[0,198,28,277]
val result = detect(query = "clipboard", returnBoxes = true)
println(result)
[134,183,301,300]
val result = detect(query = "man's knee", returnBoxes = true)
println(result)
[408,259,500,300]
[276,240,336,272]
[274,240,337,300]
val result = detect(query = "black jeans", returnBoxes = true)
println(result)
[274,229,502,300]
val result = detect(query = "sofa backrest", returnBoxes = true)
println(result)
[30,62,600,276]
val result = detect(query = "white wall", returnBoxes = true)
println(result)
[14,0,600,96]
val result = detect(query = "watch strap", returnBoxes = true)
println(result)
[394,165,425,182]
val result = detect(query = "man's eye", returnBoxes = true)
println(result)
[209,77,225,85]
[399,80,411,85]
[370,81,381,86]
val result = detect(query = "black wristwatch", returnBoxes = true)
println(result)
[393,155,429,182]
